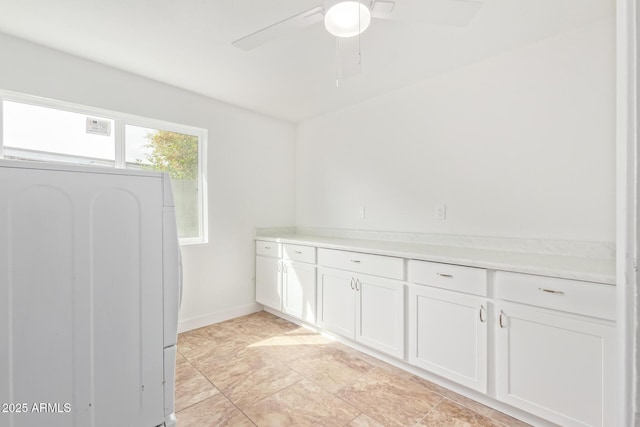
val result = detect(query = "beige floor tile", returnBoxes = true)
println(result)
[184,322,237,342]
[418,399,503,427]
[243,378,360,427]
[248,334,322,363]
[286,328,336,345]
[177,332,221,361]
[337,367,444,427]
[218,364,304,410]
[288,346,375,393]
[186,327,265,357]
[193,345,279,389]
[174,357,219,412]
[339,346,419,376]
[487,409,532,427]
[176,394,254,427]
[175,312,525,427]
[347,413,385,427]
[415,382,495,418]
[226,311,300,338]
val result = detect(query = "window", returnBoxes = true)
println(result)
[0,92,207,244]
[125,125,201,239]
[3,101,116,166]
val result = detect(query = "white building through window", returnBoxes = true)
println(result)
[0,92,208,244]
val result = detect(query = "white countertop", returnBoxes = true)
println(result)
[256,233,616,285]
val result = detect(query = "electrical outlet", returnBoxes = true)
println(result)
[436,204,446,220]
[359,206,366,220]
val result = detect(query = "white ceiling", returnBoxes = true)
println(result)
[0,0,613,122]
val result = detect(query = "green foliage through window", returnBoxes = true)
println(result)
[142,130,198,179]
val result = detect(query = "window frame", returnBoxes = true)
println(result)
[0,90,208,245]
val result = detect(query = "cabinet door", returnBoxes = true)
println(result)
[282,261,316,324]
[256,255,281,311]
[408,285,487,392]
[317,268,355,339]
[495,302,616,427]
[356,274,405,359]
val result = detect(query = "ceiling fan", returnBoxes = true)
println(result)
[232,0,482,80]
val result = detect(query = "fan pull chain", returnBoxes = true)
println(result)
[335,0,364,87]
[335,37,340,87]
[358,0,362,66]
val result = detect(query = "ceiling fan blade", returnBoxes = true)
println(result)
[371,1,396,19]
[337,37,362,80]
[232,6,324,50]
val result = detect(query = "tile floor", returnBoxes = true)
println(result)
[175,311,531,427]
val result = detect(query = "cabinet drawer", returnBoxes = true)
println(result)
[495,271,615,321]
[283,244,316,264]
[408,260,487,296]
[255,240,281,257]
[317,248,404,280]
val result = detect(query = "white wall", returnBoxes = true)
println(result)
[0,33,296,329]
[296,18,616,242]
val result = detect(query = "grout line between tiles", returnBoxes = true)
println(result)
[413,395,444,427]
[342,412,364,427]
[182,332,274,426]
[173,355,224,414]
[191,357,259,426]
[223,395,258,427]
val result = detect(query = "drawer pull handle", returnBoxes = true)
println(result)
[294,251,302,254]
[538,288,565,295]
[499,311,506,328]
[479,305,486,323]
[437,273,453,278]
[355,279,360,291]
[265,246,271,250]
[350,259,361,263]
[350,278,355,290]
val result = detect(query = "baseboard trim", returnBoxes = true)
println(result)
[178,302,263,333]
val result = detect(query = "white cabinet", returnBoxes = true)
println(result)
[317,267,404,358]
[494,272,616,427]
[408,285,488,393]
[255,237,617,427]
[255,241,282,311]
[282,260,316,323]
[356,273,405,358]
[407,260,489,392]
[317,268,355,338]
[318,248,404,280]
[256,241,316,323]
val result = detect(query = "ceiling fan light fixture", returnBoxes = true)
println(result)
[324,0,371,38]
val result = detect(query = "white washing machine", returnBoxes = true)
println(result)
[0,159,181,427]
